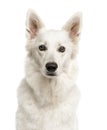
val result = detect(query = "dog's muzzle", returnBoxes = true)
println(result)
[45,62,58,76]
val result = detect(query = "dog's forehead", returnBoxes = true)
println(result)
[37,30,70,44]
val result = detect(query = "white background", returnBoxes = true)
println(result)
[0,0,107,130]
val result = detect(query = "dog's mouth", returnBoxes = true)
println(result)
[46,72,57,76]
[41,69,58,78]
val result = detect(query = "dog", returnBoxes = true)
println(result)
[16,9,82,130]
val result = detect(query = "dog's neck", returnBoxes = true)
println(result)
[25,57,77,107]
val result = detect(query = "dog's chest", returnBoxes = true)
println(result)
[17,80,79,130]
[23,103,75,130]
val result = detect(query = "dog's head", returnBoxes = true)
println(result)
[26,9,82,78]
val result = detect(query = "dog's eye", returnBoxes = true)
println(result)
[58,46,65,53]
[39,45,47,51]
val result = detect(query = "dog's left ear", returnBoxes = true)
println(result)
[26,9,45,39]
[62,12,82,43]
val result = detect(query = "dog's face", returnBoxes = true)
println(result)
[26,9,82,78]
[31,30,72,77]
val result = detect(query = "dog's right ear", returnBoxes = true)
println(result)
[26,9,45,39]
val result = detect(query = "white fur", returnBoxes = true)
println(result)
[16,9,82,130]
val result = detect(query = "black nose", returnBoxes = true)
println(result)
[46,62,58,72]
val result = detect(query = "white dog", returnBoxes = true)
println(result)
[16,9,82,130]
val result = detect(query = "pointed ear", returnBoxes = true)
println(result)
[62,12,82,43]
[26,9,45,39]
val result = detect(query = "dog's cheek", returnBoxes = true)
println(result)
[62,54,71,68]
[36,51,47,68]
[31,50,42,67]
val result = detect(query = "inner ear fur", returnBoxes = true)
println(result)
[62,12,82,43]
[26,9,45,39]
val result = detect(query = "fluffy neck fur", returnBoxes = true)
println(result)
[25,56,78,107]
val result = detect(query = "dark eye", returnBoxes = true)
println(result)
[39,45,47,51]
[58,46,65,53]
